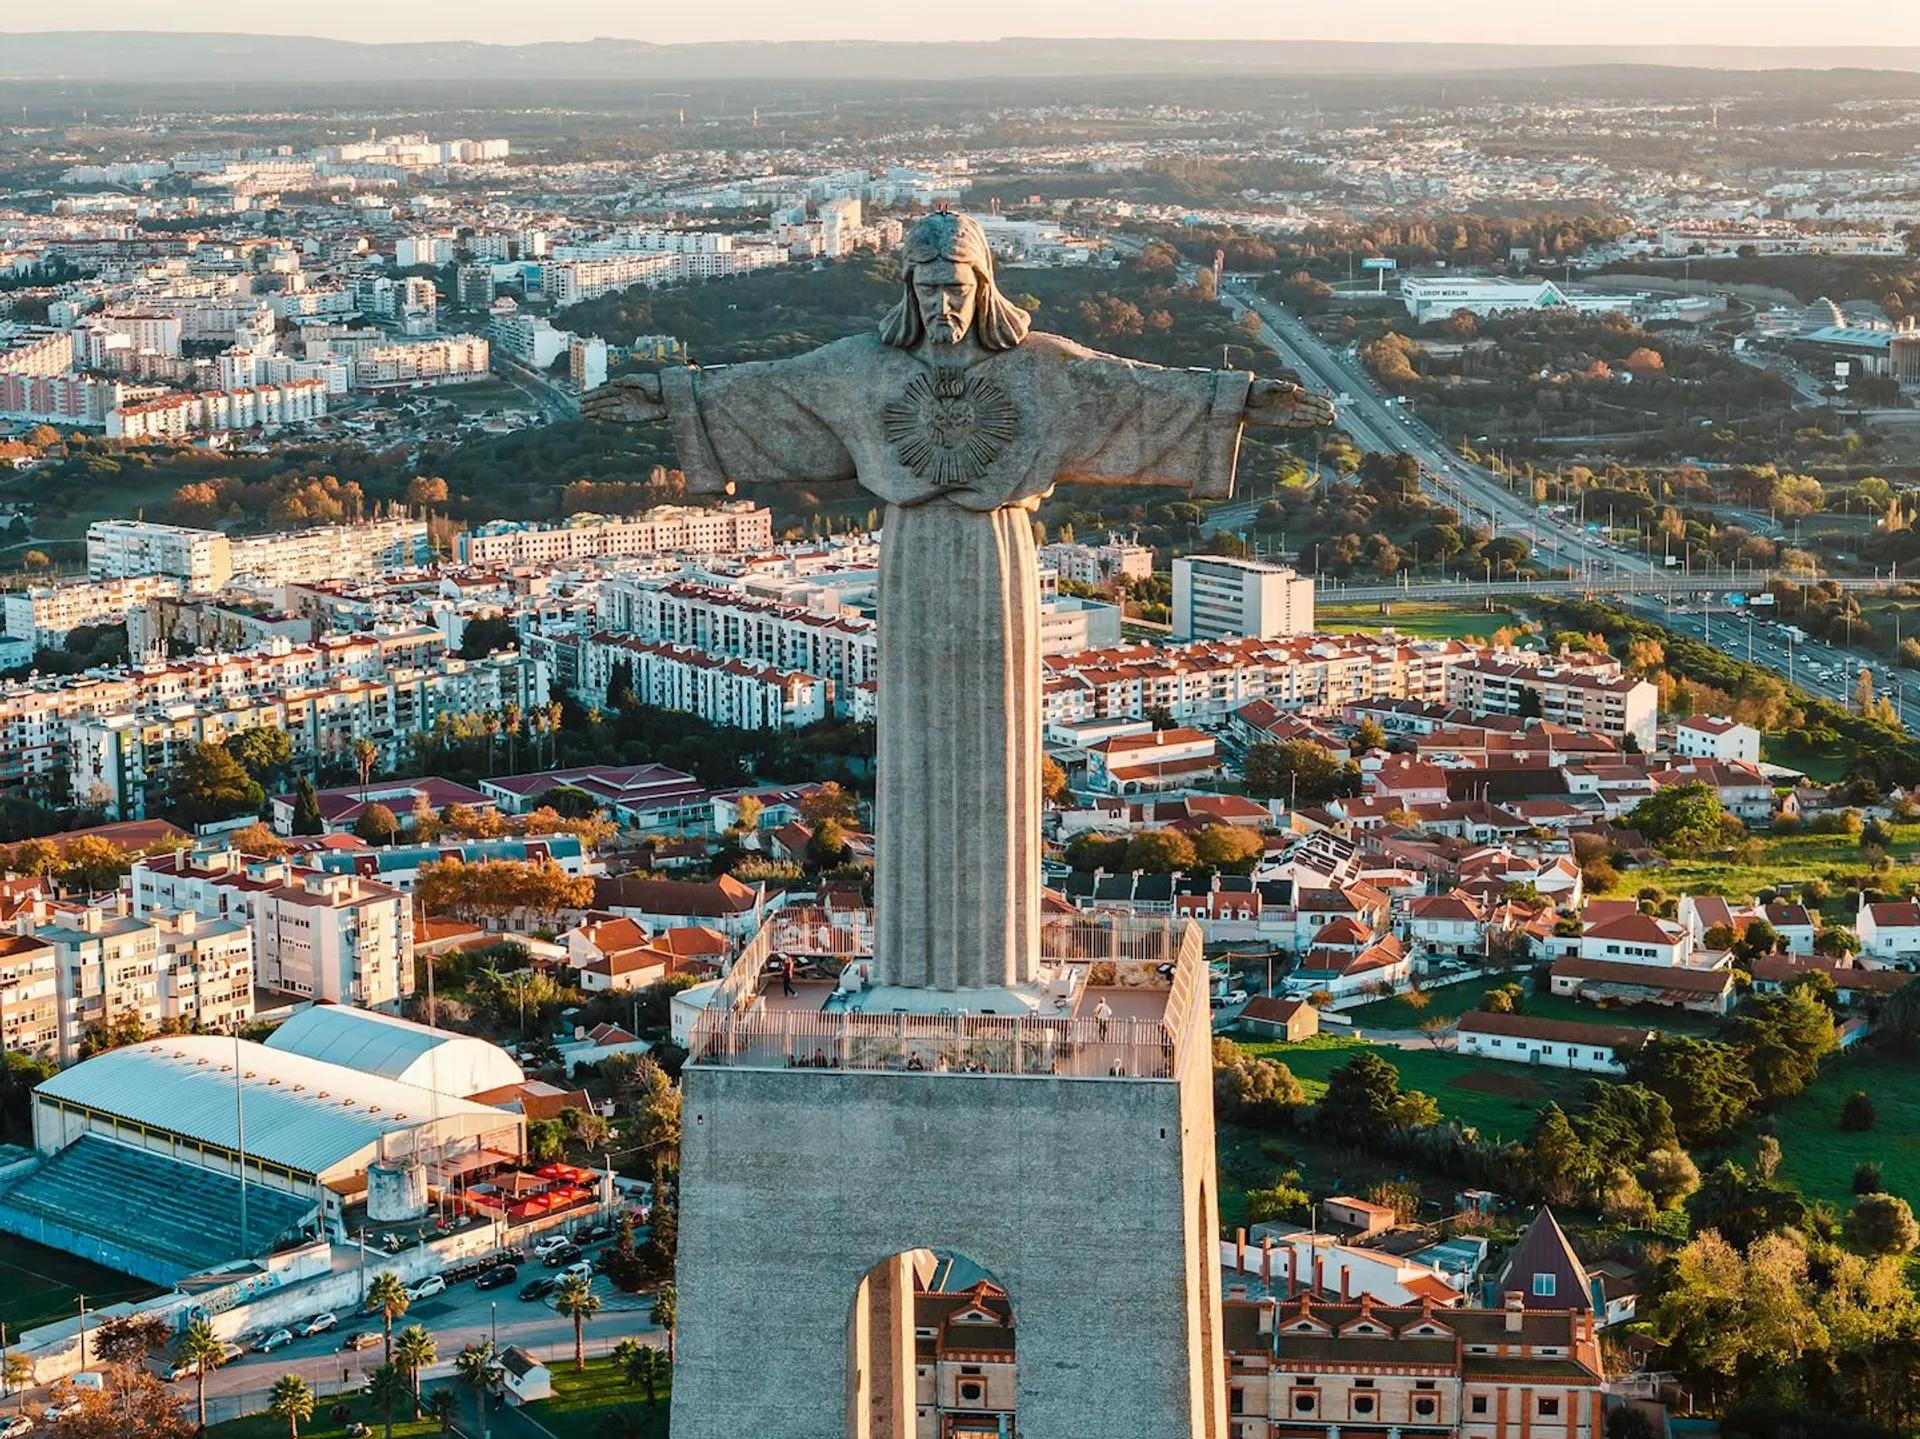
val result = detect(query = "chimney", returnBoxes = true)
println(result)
[1236,1227,1248,1273]
[1504,1291,1525,1332]
[1261,1236,1273,1291]
[1284,1246,1296,1298]
[1257,1299,1275,1335]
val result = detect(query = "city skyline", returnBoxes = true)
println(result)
[18,1,1920,49]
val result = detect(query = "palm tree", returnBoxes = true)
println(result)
[425,1388,458,1436]
[454,1343,497,1439]
[503,702,522,772]
[2,1351,30,1396]
[553,1273,602,1371]
[622,1344,665,1408]
[176,1315,228,1432]
[649,1284,677,1367]
[353,737,378,805]
[393,1324,436,1416]
[268,1374,315,1439]
[365,1271,411,1362]
[366,1362,413,1439]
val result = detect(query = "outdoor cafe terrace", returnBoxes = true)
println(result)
[686,912,1207,1082]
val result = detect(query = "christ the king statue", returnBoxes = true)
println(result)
[584,212,1336,995]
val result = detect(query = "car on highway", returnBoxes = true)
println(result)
[298,1313,338,1337]
[542,1242,583,1268]
[519,1275,557,1302]
[257,1329,295,1354]
[405,1274,447,1301]
[475,1263,518,1291]
[341,1331,381,1352]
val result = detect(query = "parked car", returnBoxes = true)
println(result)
[341,1331,381,1352]
[299,1313,337,1337]
[531,1234,571,1258]
[1,1413,34,1437]
[542,1243,582,1268]
[405,1274,446,1301]
[257,1329,295,1354]
[574,1221,613,1243]
[475,1264,518,1291]
[518,1276,557,1302]
[559,1260,594,1282]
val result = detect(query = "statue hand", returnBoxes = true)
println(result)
[581,374,667,425]
[1244,379,1336,430]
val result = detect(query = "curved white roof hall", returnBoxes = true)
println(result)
[264,1004,523,1097]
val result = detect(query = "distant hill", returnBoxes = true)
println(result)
[5,32,1920,83]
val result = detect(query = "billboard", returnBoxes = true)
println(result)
[1361,257,1398,271]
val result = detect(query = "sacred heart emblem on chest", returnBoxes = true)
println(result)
[883,366,1020,488]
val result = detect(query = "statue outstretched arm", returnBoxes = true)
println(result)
[582,360,856,495]
[1243,378,1338,430]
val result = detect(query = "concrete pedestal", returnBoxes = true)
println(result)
[668,1007,1224,1439]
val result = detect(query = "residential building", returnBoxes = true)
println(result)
[1445,656,1658,752]
[152,908,254,1034]
[36,905,161,1065]
[1575,912,1694,968]
[3,575,180,647]
[1455,1011,1653,1076]
[1222,1292,1605,1439]
[1673,715,1761,766]
[1037,535,1154,588]
[1171,556,1314,642]
[569,336,608,392]
[481,764,710,833]
[252,870,414,1008]
[227,515,431,585]
[1084,726,1220,795]
[87,520,233,592]
[1548,958,1737,1015]
[0,934,58,1059]
[1857,899,1920,966]
[457,504,773,567]
[580,634,829,731]
[107,378,329,439]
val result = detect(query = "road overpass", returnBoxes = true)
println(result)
[1315,573,1896,605]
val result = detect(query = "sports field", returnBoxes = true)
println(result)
[0,1232,162,1334]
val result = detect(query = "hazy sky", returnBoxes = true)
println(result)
[31,0,1920,46]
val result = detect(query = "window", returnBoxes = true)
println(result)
[1540,1396,1561,1417]
[1471,1395,1489,1415]
[1353,1396,1375,1416]
[1293,1393,1315,1413]
[958,1382,983,1405]
[1533,1272,1557,1297]
[1415,1397,1438,1417]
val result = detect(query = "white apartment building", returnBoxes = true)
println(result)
[455,503,772,567]
[97,311,183,357]
[88,520,233,592]
[0,324,80,379]
[1037,536,1154,588]
[0,935,58,1059]
[1171,556,1315,642]
[253,870,414,1009]
[569,336,608,392]
[1445,657,1658,752]
[0,371,127,426]
[582,634,829,730]
[313,333,489,390]
[227,515,431,585]
[107,378,329,440]
[596,576,876,713]
[541,253,676,305]
[130,848,291,927]
[35,908,160,1065]
[1673,715,1761,766]
[72,648,546,819]
[153,909,254,1034]
[3,574,180,647]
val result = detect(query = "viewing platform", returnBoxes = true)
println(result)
[685,910,1206,1082]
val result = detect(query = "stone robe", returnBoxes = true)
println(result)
[658,330,1252,990]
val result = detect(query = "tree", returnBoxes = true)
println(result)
[1630,1036,1757,1143]
[353,738,379,797]
[650,1283,678,1366]
[1845,1193,1920,1257]
[1350,717,1387,753]
[175,1316,227,1432]
[268,1374,315,1439]
[2,1351,30,1396]
[1817,925,1862,957]
[224,726,295,788]
[458,615,517,659]
[1040,755,1071,805]
[228,821,290,858]
[1482,983,1522,1015]
[425,1388,458,1436]
[534,785,600,819]
[1628,782,1727,851]
[1641,1147,1702,1210]
[1191,824,1264,874]
[1318,1050,1429,1136]
[414,858,594,924]
[1246,1177,1311,1225]
[616,1337,667,1406]
[798,781,859,827]
[165,741,265,827]
[365,1363,412,1439]
[393,1325,436,1416]
[554,1273,602,1370]
[1243,739,1349,805]
[355,803,400,845]
[1842,1091,1876,1131]
[1728,988,1836,1104]
[365,1271,410,1362]
[806,817,850,868]
[453,1345,496,1439]
[1686,1160,1807,1250]
[290,777,324,836]
[1125,828,1198,873]
[1853,1160,1884,1195]
[95,1312,170,1439]
[1528,1104,1599,1206]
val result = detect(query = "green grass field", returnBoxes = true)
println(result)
[1759,1049,1920,1212]
[1316,601,1519,642]
[523,1355,670,1439]
[0,1232,162,1334]
[1647,824,1920,902]
[211,1412,441,1439]
[1232,1035,1586,1143]
[1763,731,1852,785]
[1342,978,1719,1037]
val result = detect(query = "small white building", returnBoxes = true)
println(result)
[496,1346,552,1405]
[1673,715,1761,767]
[1857,900,1920,966]
[1454,1011,1653,1076]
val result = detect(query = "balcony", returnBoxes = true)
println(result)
[687,912,1206,1082]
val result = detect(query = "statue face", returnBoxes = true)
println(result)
[911,259,977,346]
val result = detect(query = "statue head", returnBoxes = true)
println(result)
[881,211,1031,353]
